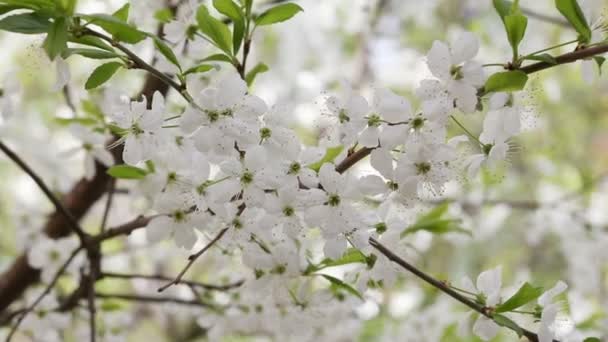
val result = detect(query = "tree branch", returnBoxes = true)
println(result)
[0,140,88,242]
[100,272,243,291]
[368,237,556,342]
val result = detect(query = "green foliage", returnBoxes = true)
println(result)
[43,16,68,60]
[245,62,268,86]
[484,70,528,93]
[304,248,368,274]
[0,12,51,34]
[196,5,233,55]
[85,62,123,89]
[555,0,591,43]
[307,145,344,172]
[154,8,173,23]
[107,165,148,179]
[495,282,543,313]
[69,35,114,51]
[401,203,471,237]
[254,3,303,26]
[213,0,245,53]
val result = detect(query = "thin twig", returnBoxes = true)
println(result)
[92,215,157,243]
[368,237,557,342]
[0,140,88,242]
[158,227,229,292]
[94,292,211,308]
[6,247,83,341]
[100,272,244,291]
[100,179,115,233]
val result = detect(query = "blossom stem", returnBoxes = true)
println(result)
[449,115,483,146]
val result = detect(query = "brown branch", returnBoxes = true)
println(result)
[519,43,608,74]
[100,272,244,291]
[92,215,156,243]
[368,237,557,342]
[158,227,229,292]
[99,179,115,233]
[335,147,373,174]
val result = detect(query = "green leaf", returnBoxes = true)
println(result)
[555,0,591,43]
[85,62,122,89]
[484,70,528,93]
[154,8,174,23]
[493,314,523,337]
[593,56,605,75]
[54,117,98,126]
[81,99,105,120]
[196,5,233,55]
[112,3,130,22]
[245,62,268,86]
[63,47,120,59]
[307,145,344,172]
[524,53,557,64]
[321,274,363,300]
[504,13,527,54]
[492,0,513,21]
[107,165,148,179]
[232,17,245,54]
[0,12,51,34]
[183,63,216,75]
[58,0,77,15]
[583,338,601,342]
[43,17,68,60]
[255,3,303,26]
[199,53,234,63]
[81,14,146,44]
[152,37,181,70]
[69,35,114,51]
[495,282,544,313]
[401,203,471,238]
[213,0,243,21]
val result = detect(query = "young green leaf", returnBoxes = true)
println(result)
[107,164,148,179]
[154,8,174,23]
[112,3,130,22]
[321,274,363,300]
[484,70,528,93]
[63,48,120,59]
[43,16,68,60]
[183,63,216,75]
[495,282,544,313]
[196,5,233,55]
[504,13,527,55]
[555,0,591,43]
[307,145,344,172]
[213,0,243,21]
[245,62,269,86]
[81,14,146,44]
[0,12,51,34]
[152,37,181,71]
[199,53,234,63]
[583,338,601,342]
[54,117,98,126]
[593,56,605,74]
[85,62,122,89]
[492,0,513,21]
[255,3,303,26]
[69,35,115,51]
[524,53,557,64]
[232,17,245,54]
[493,314,523,337]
